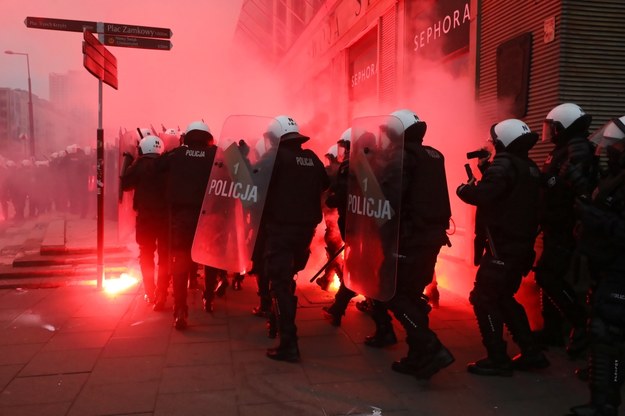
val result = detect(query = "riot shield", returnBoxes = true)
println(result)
[192,115,277,273]
[343,115,403,302]
[117,130,139,243]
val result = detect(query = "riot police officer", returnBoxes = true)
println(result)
[263,115,330,362]
[457,119,549,376]
[535,103,597,355]
[120,134,169,305]
[568,116,625,416]
[155,121,217,329]
[322,128,358,326]
[321,128,395,346]
[370,109,453,379]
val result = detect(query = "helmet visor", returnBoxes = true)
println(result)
[590,118,625,156]
[541,119,557,142]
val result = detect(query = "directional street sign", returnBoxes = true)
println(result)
[103,23,172,39]
[83,31,118,89]
[25,16,96,33]
[25,16,173,39]
[104,35,173,51]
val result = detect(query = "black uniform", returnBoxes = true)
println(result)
[457,140,549,375]
[322,158,358,326]
[535,132,596,352]
[380,138,454,378]
[571,158,625,415]
[264,138,330,362]
[121,153,169,302]
[156,135,216,322]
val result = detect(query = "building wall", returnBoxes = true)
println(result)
[560,0,625,127]
[477,0,625,165]
[477,0,561,164]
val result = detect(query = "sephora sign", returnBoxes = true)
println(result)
[407,0,470,59]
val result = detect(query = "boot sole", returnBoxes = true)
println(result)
[414,350,455,379]
[392,349,455,379]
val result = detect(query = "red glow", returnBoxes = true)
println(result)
[102,272,138,296]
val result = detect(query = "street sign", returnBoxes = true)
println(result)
[25,16,96,33]
[83,31,118,89]
[103,23,172,39]
[25,16,173,39]
[104,35,173,51]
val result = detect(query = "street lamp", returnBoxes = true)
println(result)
[5,50,35,157]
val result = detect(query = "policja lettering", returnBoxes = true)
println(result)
[208,179,258,203]
[296,156,314,166]
[347,193,392,220]
[185,149,206,157]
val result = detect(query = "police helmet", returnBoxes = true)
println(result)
[590,115,625,171]
[184,121,213,144]
[385,109,427,143]
[326,144,338,159]
[542,103,592,144]
[490,119,537,150]
[138,135,164,155]
[266,115,309,143]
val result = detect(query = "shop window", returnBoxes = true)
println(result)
[496,32,532,118]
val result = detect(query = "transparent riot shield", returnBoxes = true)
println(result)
[117,130,139,243]
[343,115,403,302]
[192,115,277,273]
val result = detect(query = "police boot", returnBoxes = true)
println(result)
[173,307,188,330]
[364,303,397,348]
[364,324,397,348]
[266,295,300,363]
[214,273,229,298]
[511,347,550,371]
[533,290,565,348]
[500,298,550,371]
[202,293,214,313]
[467,341,513,377]
[322,283,356,327]
[232,273,244,291]
[356,298,374,314]
[392,337,455,379]
[252,295,272,318]
[153,290,168,312]
[569,344,623,416]
[139,260,156,304]
[321,304,342,327]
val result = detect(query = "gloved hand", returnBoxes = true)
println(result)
[477,148,491,170]
[238,139,250,157]
[456,178,475,196]
[122,152,134,163]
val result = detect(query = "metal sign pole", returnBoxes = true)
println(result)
[96,22,104,290]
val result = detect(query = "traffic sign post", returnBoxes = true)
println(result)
[25,16,173,290]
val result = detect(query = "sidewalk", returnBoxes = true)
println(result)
[0,216,590,416]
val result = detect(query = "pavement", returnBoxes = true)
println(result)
[0,213,595,416]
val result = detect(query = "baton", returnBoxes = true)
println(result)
[309,245,345,283]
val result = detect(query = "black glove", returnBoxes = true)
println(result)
[238,139,250,157]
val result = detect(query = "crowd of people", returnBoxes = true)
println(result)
[0,145,95,221]
[118,105,625,416]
